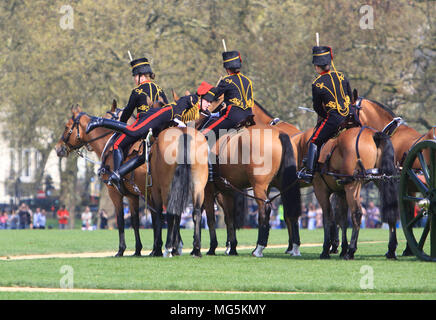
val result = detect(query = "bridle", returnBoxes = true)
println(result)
[61,110,120,152]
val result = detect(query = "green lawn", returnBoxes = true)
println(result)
[0,228,435,300]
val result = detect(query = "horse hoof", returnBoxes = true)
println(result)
[163,249,173,258]
[190,249,202,258]
[343,253,354,260]
[330,247,338,254]
[206,249,216,256]
[385,252,397,260]
[402,248,414,257]
[225,248,238,256]
[149,250,163,257]
[131,252,142,257]
[289,244,301,257]
[114,252,124,257]
[319,252,330,259]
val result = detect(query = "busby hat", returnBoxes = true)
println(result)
[197,81,215,102]
[130,58,152,76]
[312,46,333,66]
[222,51,242,69]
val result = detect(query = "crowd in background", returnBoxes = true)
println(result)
[0,196,420,231]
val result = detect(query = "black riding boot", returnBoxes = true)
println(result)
[108,149,123,191]
[297,143,318,183]
[86,117,128,134]
[110,154,146,192]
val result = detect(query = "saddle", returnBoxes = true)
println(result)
[338,104,362,131]
[235,114,256,130]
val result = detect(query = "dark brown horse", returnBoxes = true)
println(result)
[194,101,301,257]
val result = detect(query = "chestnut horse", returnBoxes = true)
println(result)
[251,101,399,259]
[194,102,301,257]
[55,103,208,257]
[332,98,436,256]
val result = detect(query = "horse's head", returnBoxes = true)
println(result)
[55,104,90,157]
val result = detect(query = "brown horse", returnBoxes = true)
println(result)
[194,102,301,257]
[149,126,209,257]
[55,103,144,257]
[253,101,397,259]
[334,98,436,256]
[55,103,208,257]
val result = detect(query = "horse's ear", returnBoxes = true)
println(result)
[71,104,81,115]
[172,89,179,102]
[111,99,117,112]
[353,89,358,104]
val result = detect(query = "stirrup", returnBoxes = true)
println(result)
[108,172,122,192]
[297,168,313,183]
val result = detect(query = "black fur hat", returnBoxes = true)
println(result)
[222,51,242,69]
[312,46,332,66]
[130,58,152,76]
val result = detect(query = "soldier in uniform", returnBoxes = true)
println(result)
[201,50,254,137]
[86,67,214,190]
[298,46,353,183]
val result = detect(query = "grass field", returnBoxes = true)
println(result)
[0,228,435,300]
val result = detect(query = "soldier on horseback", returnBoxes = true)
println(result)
[86,57,170,190]
[298,46,354,183]
[201,50,255,137]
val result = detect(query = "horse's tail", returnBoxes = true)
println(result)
[373,132,399,225]
[278,132,301,221]
[167,132,192,216]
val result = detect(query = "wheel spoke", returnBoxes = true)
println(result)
[407,211,424,229]
[417,152,430,185]
[407,169,428,195]
[417,216,430,251]
[403,195,424,202]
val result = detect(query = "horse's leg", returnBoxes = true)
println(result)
[221,192,238,255]
[164,212,176,257]
[344,182,363,260]
[332,193,348,255]
[191,186,205,258]
[149,196,163,257]
[204,183,218,255]
[313,180,333,259]
[171,214,182,256]
[252,185,271,258]
[127,195,142,256]
[335,193,349,257]
[108,187,126,257]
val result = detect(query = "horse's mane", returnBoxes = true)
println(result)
[254,100,276,119]
[366,98,396,118]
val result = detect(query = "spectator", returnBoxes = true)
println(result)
[366,201,381,228]
[39,209,47,229]
[81,206,93,230]
[9,210,19,229]
[32,207,43,229]
[307,203,317,230]
[361,206,367,229]
[57,205,70,229]
[0,210,8,229]
[278,204,286,229]
[18,203,31,229]
[99,209,108,229]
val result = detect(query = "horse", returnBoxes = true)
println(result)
[194,100,302,257]
[251,100,399,259]
[55,103,209,257]
[55,103,144,257]
[334,97,436,256]
[149,126,209,257]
